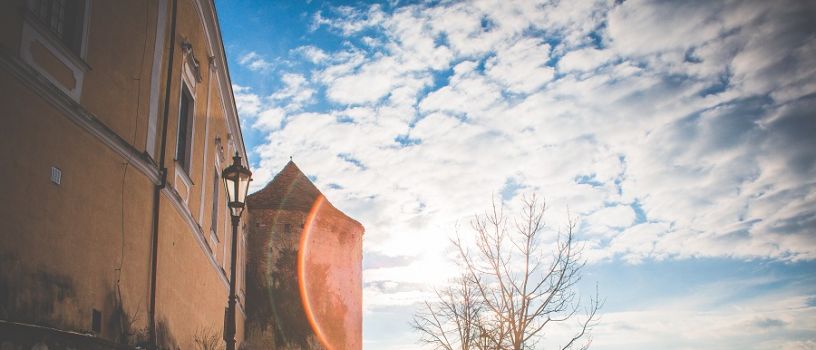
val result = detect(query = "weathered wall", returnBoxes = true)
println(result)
[244,162,363,350]
[0,66,154,344]
[0,0,248,348]
[245,209,311,349]
[80,0,158,146]
[300,195,364,350]
[0,320,137,350]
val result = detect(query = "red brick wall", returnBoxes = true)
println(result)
[244,162,363,350]
[300,195,363,350]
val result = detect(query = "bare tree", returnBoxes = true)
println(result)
[194,325,224,350]
[412,274,483,350]
[416,194,601,350]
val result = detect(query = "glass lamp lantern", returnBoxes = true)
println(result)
[222,153,252,217]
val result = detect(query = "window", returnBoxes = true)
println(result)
[29,0,86,55]
[284,223,291,234]
[176,84,194,174]
[211,169,220,236]
[91,308,102,333]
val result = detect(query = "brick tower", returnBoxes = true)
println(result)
[244,161,363,350]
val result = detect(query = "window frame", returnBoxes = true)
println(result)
[175,82,195,176]
[20,0,92,101]
[28,0,86,56]
[210,168,221,243]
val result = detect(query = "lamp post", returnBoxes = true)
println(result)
[222,153,251,350]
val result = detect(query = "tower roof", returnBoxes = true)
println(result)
[247,161,324,212]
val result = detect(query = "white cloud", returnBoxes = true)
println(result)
[235,1,816,346]
[232,84,261,118]
[606,0,725,56]
[585,276,816,350]
[325,56,402,105]
[485,37,556,93]
[270,73,315,110]
[419,61,504,116]
[237,51,273,72]
[587,205,636,230]
[252,107,286,131]
[294,45,329,64]
[247,0,816,265]
[559,47,616,72]
[311,4,386,35]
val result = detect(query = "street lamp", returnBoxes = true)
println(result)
[222,153,251,350]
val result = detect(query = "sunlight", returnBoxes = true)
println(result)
[298,194,334,350]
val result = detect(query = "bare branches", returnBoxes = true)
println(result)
[413,274,483,350]
[194,325,224,350]
[417,194,601,350]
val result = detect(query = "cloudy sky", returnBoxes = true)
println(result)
[215,0,816,348]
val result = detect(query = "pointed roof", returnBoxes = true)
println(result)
[247,161,324,212]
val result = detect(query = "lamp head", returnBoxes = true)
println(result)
[222,153,252,217]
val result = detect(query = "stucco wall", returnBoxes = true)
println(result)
[0,0,248,348]
[0,64,154,344]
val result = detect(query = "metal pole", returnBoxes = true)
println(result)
[225,214,240,350]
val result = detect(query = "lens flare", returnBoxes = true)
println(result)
[297,194,334,350]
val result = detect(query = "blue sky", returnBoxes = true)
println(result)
[214,0,816,348]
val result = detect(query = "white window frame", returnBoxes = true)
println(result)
[174,78,196,203]
[210,162,221,247]
[20,0,92,101]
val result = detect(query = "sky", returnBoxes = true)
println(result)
[214,0,816,349]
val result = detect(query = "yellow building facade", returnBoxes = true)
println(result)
[0,0,249,348]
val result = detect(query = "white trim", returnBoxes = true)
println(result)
[222,140,230,270]
[193,0,248,161]
[22,0,92,63]
[174,161,193,203]
[79,0,92,59]
[189,0,214,58]
[209,158,222,251]
[173,78,196,188]
[162,186,229,289]
[19,10,90,102]
[182,56,198,91]
[0,51,161,185]
[212,66,245,161]
[146,0,168,158]
[198,58,214,224]
[223,201,228,270]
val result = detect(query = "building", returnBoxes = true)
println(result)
[244,161,364,350]
[0,0,249,349]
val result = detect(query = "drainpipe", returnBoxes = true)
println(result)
[148,0,178,347]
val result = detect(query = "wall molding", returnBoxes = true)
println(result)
[19,12,89,102]
[0,48,235,294]
[146,0,168,158]
[0,49,160,184]
[162,186,229,289]
[192,0,248,162]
